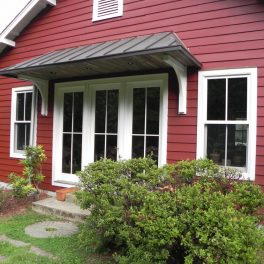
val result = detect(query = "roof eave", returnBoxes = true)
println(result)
[0,0,56,54]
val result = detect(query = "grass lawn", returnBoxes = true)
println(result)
[0,210,113,264]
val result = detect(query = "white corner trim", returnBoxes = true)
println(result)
[197,67,258,181]
[19,75,49,116]
[163,55,187,114]
[0,0,56,51]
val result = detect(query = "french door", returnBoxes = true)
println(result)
[53,75,168,187]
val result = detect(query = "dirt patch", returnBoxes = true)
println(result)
[0,191,49,217]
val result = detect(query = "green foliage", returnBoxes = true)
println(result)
[8,173,36,198]
[77,158,264,264]
[229,181,264,214]
[8,145,47,198]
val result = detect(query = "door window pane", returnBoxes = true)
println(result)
[74,92,83,132]
[63,93,73,132]
[133,88,145,134]
[228,78,247,120]
[62,92,83,174]
[94,135,105,161]
[207,79,226,120]
[106,135,117,160]
[62,134,71,173]
[147,87,160,134]
[95,91,106,133]
[146,136,159,162]
[107,90,118,133]
[132,136,144,158]
[73,134,82,173]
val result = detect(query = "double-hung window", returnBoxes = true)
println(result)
[10,86,36,158]
[197,68,257,179]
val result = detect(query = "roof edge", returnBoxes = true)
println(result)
[0,0,56,54]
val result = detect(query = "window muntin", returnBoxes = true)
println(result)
[11,87,35,158]
[62,92,83,174]
[132,87,160,163]
[197,68,257,180]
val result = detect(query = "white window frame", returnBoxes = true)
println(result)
[10,86,36,159]
[92,0,123,22]
[197,68,257,180]
[53,74,168,187]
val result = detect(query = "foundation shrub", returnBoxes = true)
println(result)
[77,158,264,264]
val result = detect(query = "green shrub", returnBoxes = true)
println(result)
[9,145,46,198]
[8,173,36,198]
[229,181,264,214]
[77,158,264,264]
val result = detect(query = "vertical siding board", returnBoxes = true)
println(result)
[0,0,264,190]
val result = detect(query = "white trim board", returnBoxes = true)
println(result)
[0,0,56,54]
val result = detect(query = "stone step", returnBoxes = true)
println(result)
[65,193,78,204]
[32,198,90,223]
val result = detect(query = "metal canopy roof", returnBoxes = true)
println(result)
[0,32,201,80]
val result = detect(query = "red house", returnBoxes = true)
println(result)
[0,0,263,191]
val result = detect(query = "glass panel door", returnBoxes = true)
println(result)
[94,89,119,161]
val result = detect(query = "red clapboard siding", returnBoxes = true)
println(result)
[0,0,264,190]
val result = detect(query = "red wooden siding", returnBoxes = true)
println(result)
[0,0,264,190]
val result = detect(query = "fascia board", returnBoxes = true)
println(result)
[0,0,56,53]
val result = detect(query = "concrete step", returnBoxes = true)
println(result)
[65,193,78,204]
[32,198,90,223]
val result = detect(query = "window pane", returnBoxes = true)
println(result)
[16,93,25,121]
[94,135,105,161]
[106,135,117,160]
[73,134,82,173]
[132,136,144,158]
[62,134,71,173]
[147,87,160,134]
[73,92,83,132]
[228,78,247,120]
[227,124,247,167]
[133,88,145,134]
[95,91,106,133]
[146,136,159,163]
[207,79,226,120]
[15,123,26,150]
[25,123,30,146]
[206,124,226,165]
[107,90,119,133]
[63,93,73,132]
[25,93,32,121]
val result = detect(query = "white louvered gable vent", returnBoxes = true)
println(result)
[93,0,123,21]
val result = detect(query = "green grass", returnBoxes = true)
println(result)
[0,210,113,264]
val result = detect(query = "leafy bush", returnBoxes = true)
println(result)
[77,158,264,264]
[9,145,47,198]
